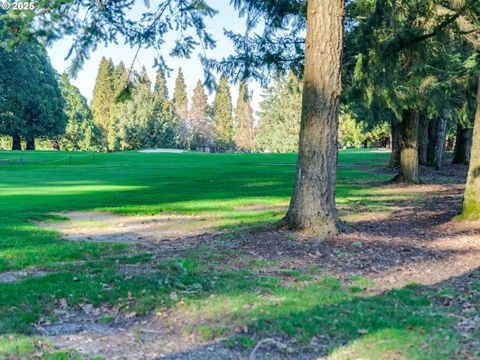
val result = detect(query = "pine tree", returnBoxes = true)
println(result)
[153,69,176,148]
[173,68,191,148]
[257,72,302,153]
[173,68,188,117]
[234,81,256,152]
[154,68,169,101]
[0,43,66,150]
[137,66,152,94]
[190,80,215,148]
[213,74,234,150]
[57,73,100,151]
[118,68,153,150]
[91,57,115,145]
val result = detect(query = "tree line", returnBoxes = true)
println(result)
[90,58,256,153]
[0,49,259,153]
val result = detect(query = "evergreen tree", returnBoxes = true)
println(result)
[154,68,169,101]
[0,43,66,150]
[173,68,191,148]
[213,74,234,150]
[234,81,256,152]
[153,69,176,148]
[257,73,302,153]
[119,68,154,150]
[91,57,115,148]
[173,68,188,116]
[57,73,100,151]
[190,80,215,148]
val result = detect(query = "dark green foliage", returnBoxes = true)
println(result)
[234,81,256,152]
[57,74,101,151]
[154,68,169,102]
[190,80,215,148]
[91,58,115,143]
[0,42,66,150]
[0,1,217,76]
[118,67,176,150]
[173,68,191,149]
[257,73,301,153]
[213,74,234,149]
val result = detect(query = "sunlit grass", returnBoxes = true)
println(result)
[0,149,476,359]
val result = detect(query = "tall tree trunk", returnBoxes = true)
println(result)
[452,124,473,165]
[26,136,35,151]
[283,0,344,236]
[462,80,480,219]
[11,134,21,150]
[394,109,419,183]
[426,113,447,169]
[418,112,428,165]
[388,118,401,168]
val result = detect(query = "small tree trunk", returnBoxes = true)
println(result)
[11,134,22,150]
[25,136,36,151]
[462,79,480,219]
[283,0,344,236]
[394,109,419,183]
[388,118,401,168]
[418,112,428,165]
[452,124,473,165]
[427,114,447,169]
[51,139,61,151]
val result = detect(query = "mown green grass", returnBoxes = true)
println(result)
[0,149,477,359]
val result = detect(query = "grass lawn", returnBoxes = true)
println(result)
[0,149,477,359]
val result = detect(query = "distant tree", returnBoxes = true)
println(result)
[213,74,234,150]
[118,67,177,150]
[173,68,191,148]
[91,57,115,148]
[257,72,301,153]
[154,68,169,102]
[234,81,256,152]
[190,80,215,148]
[338,110,366,149]
[0,43,66,150]
[153,68,176,148]
[56,73,100,151]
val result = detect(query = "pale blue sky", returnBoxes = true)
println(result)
[46,2,263,112]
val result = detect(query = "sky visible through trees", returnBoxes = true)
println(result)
[46,2,264,112]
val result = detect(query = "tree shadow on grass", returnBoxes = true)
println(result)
[160,268,480,359]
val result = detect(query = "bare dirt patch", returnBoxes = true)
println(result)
[37,212,213,247]
[0,269,53,283]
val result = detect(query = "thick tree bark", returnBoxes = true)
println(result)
[11,134,21,150]
[283,0,344,236]
[426,113,447,169]
[25,136,35,151]
[388,118,401,168]
[394,109,420,183]
[452,124,473,165]
[462,80,480,219]
[418,112,428,165]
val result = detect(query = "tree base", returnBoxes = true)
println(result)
[280,215,341,238]
[390,174,421,184]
